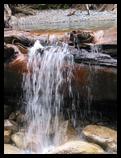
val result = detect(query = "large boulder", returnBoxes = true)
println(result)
[66,122,79,141]
[11,132,41,152]
[11,132,26,149]
[82,125,117,153]
[47,140,104,154]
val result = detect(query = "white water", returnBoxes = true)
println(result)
[22,40,74,153]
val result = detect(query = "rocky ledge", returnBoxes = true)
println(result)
[4,112,117,154]
[4,29,117,122]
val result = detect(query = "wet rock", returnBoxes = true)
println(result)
[4,43,27,73]
[16,111,26,125]
[4,105,13,119]
[4,30,40,46]
[4,66,23,99]
[53,120,79,144]
[4,119,18,133]
[25,141,41,153]
[48,120,69,144]
[101,44,117,59]
[9,120,18,127]
[11,132,26,149]
[4,129,12,143]
[66,123,79,141]
[4,144,22,154]
[82,125,117,152]
[9,111,26,123]
[4,43,20,63]
[73,49,117,67]
[48,140,104,154]
[9,111,26,126]
[62,64,117,121]
[9,112,16,120]
[23,120,78,151]
[11,131,41,152]
[5,63,117,123]
[4,30,117,68]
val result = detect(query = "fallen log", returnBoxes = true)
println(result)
[4,28,117,73]
[4,30,70,47]
[69,27,117,47]
[4,27,117,46]
[4,30,35,46]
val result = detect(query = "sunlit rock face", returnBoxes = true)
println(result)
[4,144,23,154]
[47,140,104,154]
[82,125,117,153]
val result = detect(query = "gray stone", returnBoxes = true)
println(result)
[4,144,23,154]
[11,132,26,149]
[47,140,104,154]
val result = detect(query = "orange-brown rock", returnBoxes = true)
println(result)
[4,43,28,73]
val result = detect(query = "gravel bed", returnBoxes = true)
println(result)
[11,9,117,31]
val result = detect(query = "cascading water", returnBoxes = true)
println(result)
[22,40,74,153]
[21,39,116,154]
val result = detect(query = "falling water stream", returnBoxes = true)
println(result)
[22,40,75,153]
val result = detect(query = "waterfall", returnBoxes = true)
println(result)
[22,40,74,153]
